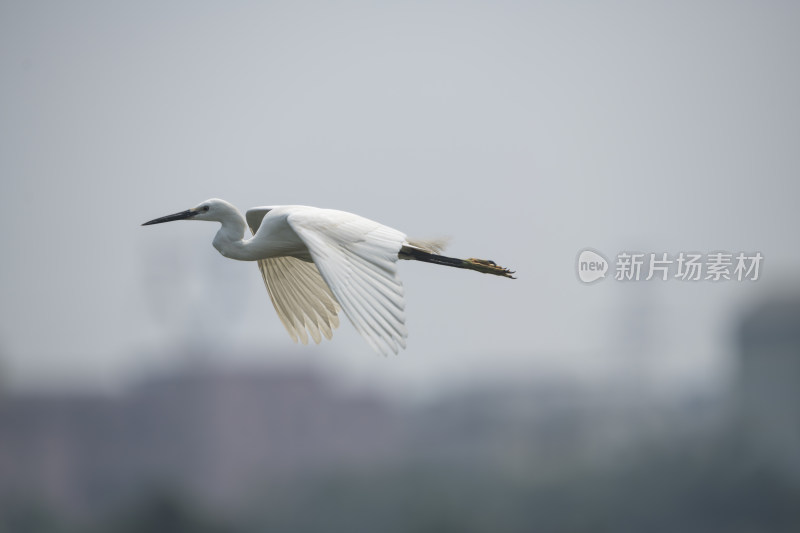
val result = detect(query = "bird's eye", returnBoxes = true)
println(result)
[202,205,210,212]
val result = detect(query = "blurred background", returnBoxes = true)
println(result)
[1,1,799,531]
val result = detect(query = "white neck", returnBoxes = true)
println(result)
[211,209,260,261]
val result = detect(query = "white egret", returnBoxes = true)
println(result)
[142,199,514,355]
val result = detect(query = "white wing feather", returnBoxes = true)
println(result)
[255,256,340,344]
[286,209,408,356]
[247,208,341,346]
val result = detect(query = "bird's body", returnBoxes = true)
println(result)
[143,199,514,355]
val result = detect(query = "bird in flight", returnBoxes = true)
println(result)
[142,199,514,355]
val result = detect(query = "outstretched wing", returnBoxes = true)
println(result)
[286,208,408,356]
[246,207,341,345]
[255,256,341,344]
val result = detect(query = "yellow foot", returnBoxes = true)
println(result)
[465,258,516,279]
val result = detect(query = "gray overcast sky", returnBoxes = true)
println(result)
[1,1,798,398]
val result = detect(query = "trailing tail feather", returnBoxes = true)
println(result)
[399,246,516,279]
[405,237,449,255]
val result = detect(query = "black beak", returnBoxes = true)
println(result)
[141,209,196,226]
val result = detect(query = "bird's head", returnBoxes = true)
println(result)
[141,198,235,225]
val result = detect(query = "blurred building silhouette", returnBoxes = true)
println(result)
[0,368,402,519]
[2,295,800,532]
[0,362,676,525]
[734,296,800,478]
